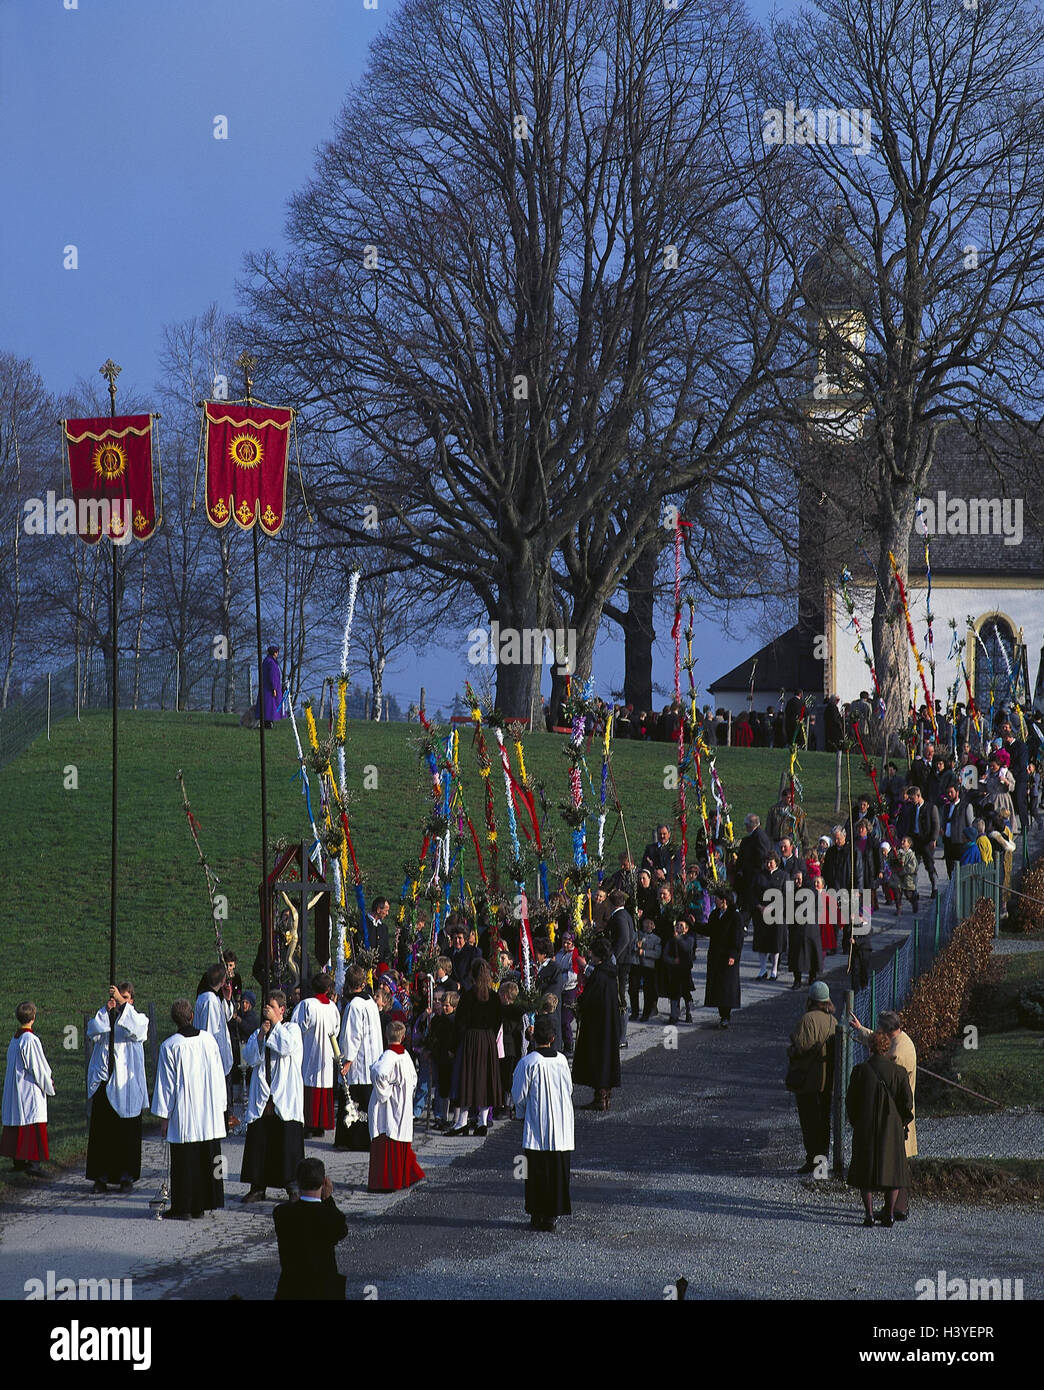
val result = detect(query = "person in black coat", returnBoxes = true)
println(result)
[702,889,743,1027]
[783,690,806,747]
[845,1031,914,1227]
[734,815,774,918]
[663,920,696,1023]
[823,695,844,752]
[533,939,564,1050]
[605,892,636,1025]
[752,854,787,979]
[273,1157,347,1299]
[641,824,680,883]
[449,924,481,990]
[572,941,622,1110]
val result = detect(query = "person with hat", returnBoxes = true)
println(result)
[553,930,582,1055]
[786,982,837,1176]
[511,1014,574,1232]
[849,1008,917,1220]
[844,1030,914,1227]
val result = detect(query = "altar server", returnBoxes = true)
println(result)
[151,998,227,1220]
[367,1021,425,1192]
[512,1014,575,1232]
[292,972,341,1137]
[195,962,236,1127]
[335,965,383,1150]
[240,990,305,1203]
[1,1001,55,1176]
[86,983,149,1192]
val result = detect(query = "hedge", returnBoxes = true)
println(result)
[1008,853,1044,934]
[903,899,995,1055]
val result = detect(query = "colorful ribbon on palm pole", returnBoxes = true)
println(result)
[494,725,533,985]
[888,550,937,736]
[562,681,595,943]
[464,683,500,895]
[671,521,688,877]
[304,697,367,968]
[176,770,225,959]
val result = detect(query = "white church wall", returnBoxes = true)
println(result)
[828,580,1044,708]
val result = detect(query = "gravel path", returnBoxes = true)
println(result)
[916,1111,1044,1161]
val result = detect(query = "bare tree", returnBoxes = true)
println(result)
[242,0,812,719]
[768,0,1044,742]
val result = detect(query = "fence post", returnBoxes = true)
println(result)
[175,651,181,712]
[76,651,81,722]
[46,673,51,741]
[148,1001,158,1096]
[934,893,941,952]
[912,914,919,977]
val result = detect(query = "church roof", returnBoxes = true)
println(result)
[708,621,822,695]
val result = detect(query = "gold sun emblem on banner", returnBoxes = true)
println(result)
[229,431,262,469]
[92,440,127,481]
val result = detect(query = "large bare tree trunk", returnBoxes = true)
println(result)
[620,544,657,712]
[872,492,917,752]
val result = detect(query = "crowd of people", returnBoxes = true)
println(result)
[2,699,1040,1288]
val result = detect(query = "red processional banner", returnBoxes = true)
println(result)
[62,415,158,545]
[203,402,293,536]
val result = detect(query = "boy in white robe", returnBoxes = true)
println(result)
[86,982,149,1192]
[240,990,305,1202]
[1,1001,55,1175]
[152,998,227,1220]
[195,961,237,1129]
[512,1014,574,1231]
[292,972,341,1136]
[335,965,383,1150]
[367,1021,425,1192]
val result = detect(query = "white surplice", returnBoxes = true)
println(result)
[151,1031,226,1143]
[512,1050,574,1152]
[242,1021,304,1124]
[193,990,233,1076]
[86,1004,149,1118]
[1,1031,55,1127]
[290,995,341,1088]
[338,994,383,1085]
[368,1048,418,1142]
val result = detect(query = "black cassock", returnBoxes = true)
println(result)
[571,963,622,1091]
[845,1056,913,1191]
[86,1089,142,1184]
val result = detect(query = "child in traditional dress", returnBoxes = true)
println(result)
[498,981,526,1113]
[1,1002,54,1175]
[426,991,458,1126]
[367,1022,425,1192]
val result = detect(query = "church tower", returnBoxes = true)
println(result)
[800,204,872,441]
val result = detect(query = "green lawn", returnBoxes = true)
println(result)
[0,709,846,1170]
[919,950,1044,1115]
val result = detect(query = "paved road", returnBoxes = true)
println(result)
[3,933,1039,1302]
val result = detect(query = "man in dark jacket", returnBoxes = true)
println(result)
[641,824,680,883]
[533,938,565,1050]
[939,783,973,877]
[605,891,635,1042]
[273,1157,347,1299]
[449,926,480,990]
[897,786,940,894]
[735,814,774,918]
[783,690,806,747]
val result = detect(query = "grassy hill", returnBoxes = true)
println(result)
[0,708,851,1167]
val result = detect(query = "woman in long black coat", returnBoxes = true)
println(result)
[846,1031,914,1226]
[752,855,787,979]
[571,940,622,1111]
[702,889,743,1028]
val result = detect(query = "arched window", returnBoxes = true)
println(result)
[972,615,1016,721]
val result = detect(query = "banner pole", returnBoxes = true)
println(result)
[239,351,271,999]
[100,357,121,1079]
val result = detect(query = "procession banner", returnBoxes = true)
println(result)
[203,402,292,535]
[62,414,158,544]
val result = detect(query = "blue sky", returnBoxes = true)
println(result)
[1,0,798,710]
